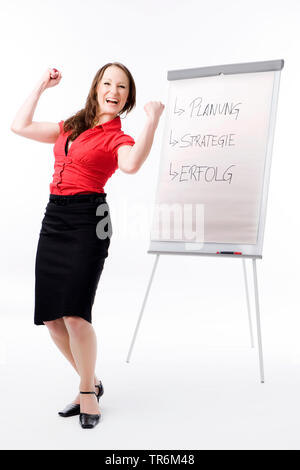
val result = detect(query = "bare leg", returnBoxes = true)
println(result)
[44,317,100,405]
[63,315,100,415]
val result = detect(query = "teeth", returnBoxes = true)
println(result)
[106,98,118,103]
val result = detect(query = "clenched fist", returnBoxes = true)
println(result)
[38,67,62,92]
[144,101,165,125]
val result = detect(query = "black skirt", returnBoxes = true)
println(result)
[34,192,111,325]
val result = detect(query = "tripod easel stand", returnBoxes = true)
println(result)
[126,252,264,384]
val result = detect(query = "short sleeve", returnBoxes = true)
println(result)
[58,120,64,134]
[112,132,135,154]
[112,132,135,168]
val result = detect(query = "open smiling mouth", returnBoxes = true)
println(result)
[106,99,119,105]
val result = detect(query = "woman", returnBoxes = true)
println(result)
[11,63,165,429]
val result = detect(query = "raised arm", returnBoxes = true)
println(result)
[11,68,63,143]
[117,101,165,174]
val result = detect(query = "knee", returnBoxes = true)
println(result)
[63,315,88,337]
[44,318,66,337]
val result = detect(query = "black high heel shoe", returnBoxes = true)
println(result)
[95,381,104,400]
[58,380,104,417]
[79,391,101,429]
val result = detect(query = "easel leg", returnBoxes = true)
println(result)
[126,254,160,363]
[242,259,254,348]
[252,258,265,383]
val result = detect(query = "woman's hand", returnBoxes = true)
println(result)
[38,67,62,92]
[144,101,165,126]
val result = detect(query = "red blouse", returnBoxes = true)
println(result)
[50,115,135,195]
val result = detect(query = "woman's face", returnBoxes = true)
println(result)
[96,65,130,123]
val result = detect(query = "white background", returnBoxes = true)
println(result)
[1,0,300,450]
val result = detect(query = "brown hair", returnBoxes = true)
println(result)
[63,62,136,141]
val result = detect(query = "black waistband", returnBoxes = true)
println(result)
[49,192,107,205]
